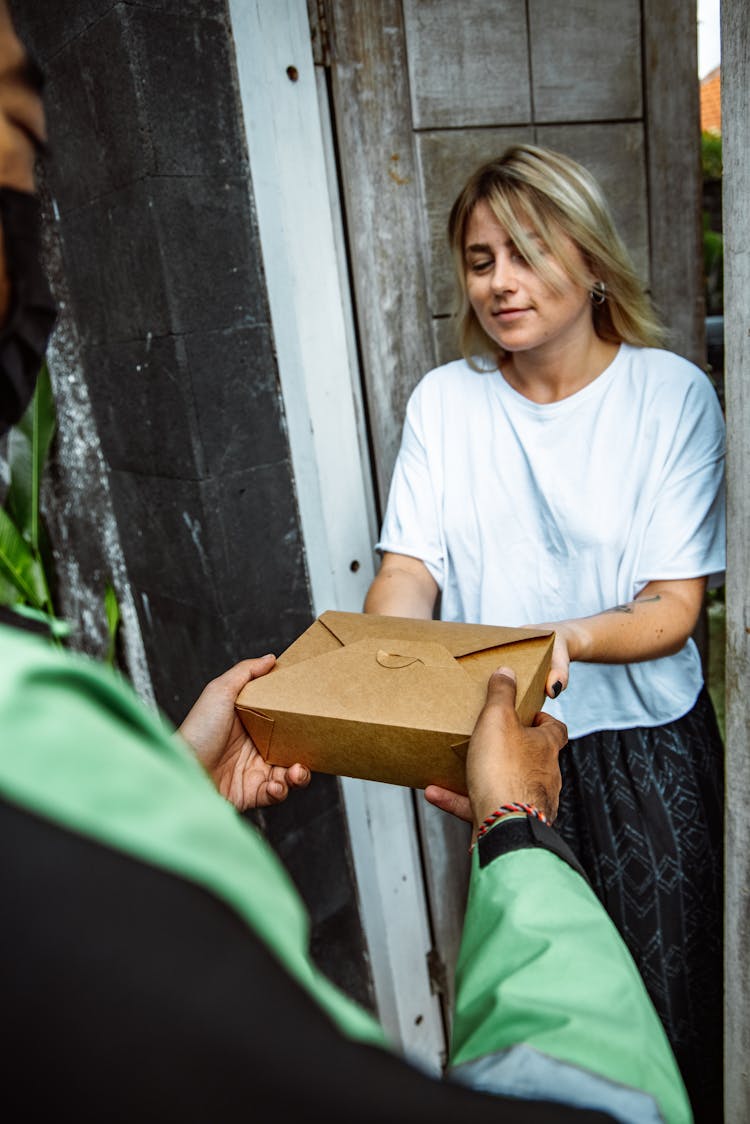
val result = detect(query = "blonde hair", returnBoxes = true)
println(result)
[447,144,665,368]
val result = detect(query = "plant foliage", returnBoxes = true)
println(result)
[1,362,57,620]
[700,131,722,181]
[1,364,121,663]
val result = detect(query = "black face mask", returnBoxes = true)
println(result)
[0,187,57,437]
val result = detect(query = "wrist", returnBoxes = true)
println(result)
[559,618,591,663]
[474,811,591,883]
[470,803,549,853]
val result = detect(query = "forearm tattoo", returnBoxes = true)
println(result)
[606,594,662,615]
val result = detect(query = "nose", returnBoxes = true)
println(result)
[490,251,518,295]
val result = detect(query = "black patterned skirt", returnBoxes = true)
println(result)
[555,688,724,1123]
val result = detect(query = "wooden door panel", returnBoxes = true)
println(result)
[529,0,642,122]
[403,0,530,128]
[321,0,703,1052]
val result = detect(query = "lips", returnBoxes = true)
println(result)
[493,307,530,321]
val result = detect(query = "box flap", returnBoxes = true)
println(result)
[317,610,551,659]
[240,709,275,757]
[237,636,485,735]
[276,617,342,668]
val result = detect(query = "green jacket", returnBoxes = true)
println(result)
[0,620,691,1122]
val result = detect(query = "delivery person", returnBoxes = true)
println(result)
[0,7,690,1121]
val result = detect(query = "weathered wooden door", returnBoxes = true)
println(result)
[229,0,704,1070]
[309,0,704,1041]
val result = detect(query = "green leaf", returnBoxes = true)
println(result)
[0,507,47,608]
[10,602,72,639]
[0,566,19,603]
[6,361,57,549]
[104,582,121,666]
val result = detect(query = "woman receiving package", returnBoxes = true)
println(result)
[365,144,725,1122]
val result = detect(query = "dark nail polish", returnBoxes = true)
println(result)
[552,681,562,699]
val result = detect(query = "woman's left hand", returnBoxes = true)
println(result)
[527,578,708,698]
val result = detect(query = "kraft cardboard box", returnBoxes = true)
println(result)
[235,611,554,794]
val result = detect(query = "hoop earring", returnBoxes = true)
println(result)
[590,280,606,306]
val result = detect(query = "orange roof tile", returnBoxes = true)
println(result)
[701,66,721,135]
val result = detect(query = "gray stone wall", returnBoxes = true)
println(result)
[18,0,311,714]
[12,0,373,1012]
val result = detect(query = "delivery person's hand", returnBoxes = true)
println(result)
[0,1,46,322]
[177,655,311,811]
[424,667,567,828]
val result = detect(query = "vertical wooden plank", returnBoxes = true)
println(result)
[722,0,750,1116]
[340,778,446,1071]
[641,0,704,363]
[228,0,377,615]
[326,0,436,507]
[413,796,471,1026]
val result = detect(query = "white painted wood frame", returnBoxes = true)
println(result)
[226,0,445,1072]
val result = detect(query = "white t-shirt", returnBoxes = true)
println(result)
[377,344,726,738]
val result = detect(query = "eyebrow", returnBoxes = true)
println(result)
[464,231,542,255]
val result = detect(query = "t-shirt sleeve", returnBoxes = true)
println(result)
[376,379,446,589]
[635,370,726,587]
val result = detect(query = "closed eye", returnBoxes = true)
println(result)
[468,258,493,273]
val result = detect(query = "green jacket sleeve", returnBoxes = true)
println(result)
[448,820,693,1124]
[0,623,386,1049]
